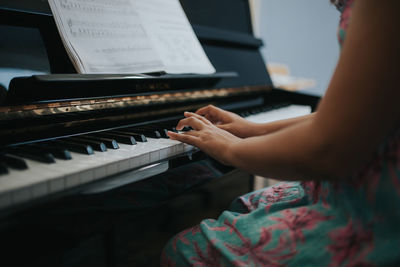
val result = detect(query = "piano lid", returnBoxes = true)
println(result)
[0,0,273,103]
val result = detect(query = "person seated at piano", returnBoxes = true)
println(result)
[163,0,400,265]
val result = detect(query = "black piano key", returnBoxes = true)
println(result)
[94,132,136,145]
[137,125,162,131]
[141,124,169,138]
[51,140,94,155]
[128,128,161,139]
[240,111,250,117]
[68,137,108,152]
[145,125,170,138]
[154,121,185,132]
[27,144,72,160]
[181,126,193,132]
[8,146,55,164]
[0,154,28,170]
[0,162,8,175]
[109,130,147,142]
[139,125,170,137]
[82,135,120,149]
[47,147,72,160]
[156,122,179,132]
[158,129,169,138]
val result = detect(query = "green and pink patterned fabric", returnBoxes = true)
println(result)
[162,1,400,265]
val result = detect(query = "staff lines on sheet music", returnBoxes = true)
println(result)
[134,5,181,18]
[60,0,135,16]
[67,19,143,31]
[69,23,147,39]
[63,0,130,6]
[67,19,147,39]
[157,21,188,32]
[94,44,153,55]
[156,34,201,63]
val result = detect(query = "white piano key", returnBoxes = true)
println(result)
[31,182,48,199]
[66,173,80,188]
[138,153,150,167]
[49,176,65,193]
[118,159,131,173]
[1,160,57,203]
[106,163,119,176]
[79,170,93,185]
[160,147,169,159]
[183,144,195,153]
[12,187,31,205]
[150,150,160,162]
[93,165,106,180]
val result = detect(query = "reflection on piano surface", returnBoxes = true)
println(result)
[0,0,319,266]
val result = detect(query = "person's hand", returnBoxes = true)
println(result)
[195,105,257,138]
[167,111,241,165]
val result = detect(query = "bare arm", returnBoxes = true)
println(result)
[228,0,400,180]
[169,0,400,181]
[196,104,315,138]
[249,113,315,136]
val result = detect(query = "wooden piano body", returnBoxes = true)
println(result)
[0,0,319,266]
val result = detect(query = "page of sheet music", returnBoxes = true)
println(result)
[48,0,165,74]
[133,0,215,74]
[48,0,215,75]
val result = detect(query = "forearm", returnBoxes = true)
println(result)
[248,113,315,137]
[228,116,338,181]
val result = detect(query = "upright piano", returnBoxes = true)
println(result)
[0,0,320,266]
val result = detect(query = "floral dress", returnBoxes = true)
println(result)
[162,1,400,266]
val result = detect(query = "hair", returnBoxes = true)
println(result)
[330,0,345,9]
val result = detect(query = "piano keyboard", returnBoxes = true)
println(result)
[0,104,311,211]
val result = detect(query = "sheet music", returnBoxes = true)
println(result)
[48,0,164,74]
[48,0,215,74]
[133,0,215,74]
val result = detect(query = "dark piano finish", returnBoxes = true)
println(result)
[0,0,320,266]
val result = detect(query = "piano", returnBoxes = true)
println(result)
[0,0,320,266]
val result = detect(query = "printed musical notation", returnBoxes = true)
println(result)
[49,0,163,74]
[133,0,215,74]
[67,19,147,39]
[48,0,215,74]
[60,0,132,15]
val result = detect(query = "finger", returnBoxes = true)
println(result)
[176,116,205,131]
[196,105,221,123]
[184,111,211,125]
[168,130,198,139]
[196,105,215,116]
[217,124,230,131]
[167,131,199,146]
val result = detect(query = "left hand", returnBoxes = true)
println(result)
[167,111,241,165]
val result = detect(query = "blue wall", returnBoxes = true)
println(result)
[259,0,340,95]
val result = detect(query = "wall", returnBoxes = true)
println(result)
[257,0,341,95]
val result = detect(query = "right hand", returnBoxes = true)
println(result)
[195,105,257,138]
